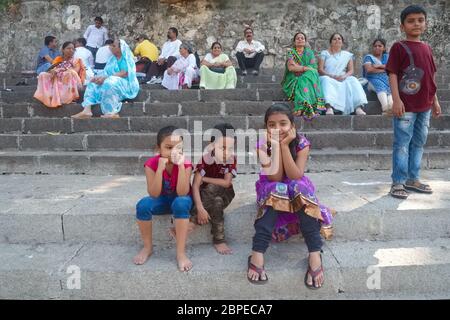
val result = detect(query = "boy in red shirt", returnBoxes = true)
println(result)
[386,5,441,199]
[190,123,237,255]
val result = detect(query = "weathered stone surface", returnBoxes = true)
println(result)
[1,1,449,72]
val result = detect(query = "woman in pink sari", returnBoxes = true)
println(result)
[34,41,86,108]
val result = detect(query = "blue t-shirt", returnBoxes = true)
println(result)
[36,46,61,70]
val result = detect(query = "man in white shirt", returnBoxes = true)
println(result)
[74,37,95,84]
[83,16,108,59]
[74,38,94,68]
[93,39,113,74]
[146,27,181,84]
[235,28,265,76]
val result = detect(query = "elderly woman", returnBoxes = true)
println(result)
[363,38,392,115]
[72,39,139,119]
[162,43,199,90]
[34,41,86,108]
[199,42,237,90]
[282,32,326,119]
[318,33,367,115]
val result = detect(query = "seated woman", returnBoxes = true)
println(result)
[162,43,199,90]
[72,39,139,119]
[363,38,392,115]
[282,32,326,120]
[318,33,367,115]
[34,41,86,108]
[199,42,237,90]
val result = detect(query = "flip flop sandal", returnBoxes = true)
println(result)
[304,254,324,290]
[404,181,433,194]
[247,256,268,285]
[390,184,409,199]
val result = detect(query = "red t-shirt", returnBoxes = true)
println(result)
[144,155,193,195]
[194,153,237,187]
[386,40,437,112]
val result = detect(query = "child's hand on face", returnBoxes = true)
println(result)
[281,127,297,146]
[171,151,185,166]
[197,207,210,225]
[158,156,169,169]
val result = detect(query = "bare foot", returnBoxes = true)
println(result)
[214,243,233,255]
[247,253,267,282]
[306,252,324,288]
[177,255,193,272]
[71,111,93,119]
[169,222,196,239]
[133,247,152,265]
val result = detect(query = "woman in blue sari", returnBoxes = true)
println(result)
[72,39,139,119]
[363,39,392,115]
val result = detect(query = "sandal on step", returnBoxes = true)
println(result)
[390,184,409,199]
[247,256,268,285]
[304,254,324,290]
[404,181,433,194]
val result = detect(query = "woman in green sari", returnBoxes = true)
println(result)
[282,32,326,119]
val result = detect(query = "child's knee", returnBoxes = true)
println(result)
[171,196,193,219]
[136,197,155,221]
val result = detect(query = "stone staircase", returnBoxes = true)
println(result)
[0,69,449,299]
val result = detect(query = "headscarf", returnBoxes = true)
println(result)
[103,39,140,99]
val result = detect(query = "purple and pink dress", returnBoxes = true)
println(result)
[255,134,336,242]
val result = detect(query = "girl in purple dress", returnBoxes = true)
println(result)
[247,103,336,289]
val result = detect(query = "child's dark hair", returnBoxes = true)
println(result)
[372,38,387,54]
[210,123,235,143]
[264,103,300,160]
[156,126,181,146]
[401,5,427,24]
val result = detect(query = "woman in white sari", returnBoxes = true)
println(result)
[318,33,367,115]
[162,43,199,90]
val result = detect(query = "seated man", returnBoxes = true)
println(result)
[74,37,95,84]
[94,39,114,74]
[36,36,61,75]
[235,27,265,76]
[134,34,159,75]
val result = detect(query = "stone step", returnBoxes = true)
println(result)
[1,115,449,134]
[2,87,450,104]
[1,238,450,299]
[0,148,448,175]
[0,130,449,151]
[1,171,449,245]
[2,100,450,119]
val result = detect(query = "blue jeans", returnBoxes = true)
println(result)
[36,62,51,75]
[392,110,431,184]
[136,195,193,221]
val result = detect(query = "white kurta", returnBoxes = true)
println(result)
[162,54,199,90]
[319,50,368,114]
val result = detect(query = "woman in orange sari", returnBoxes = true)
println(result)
[34,41,86,108]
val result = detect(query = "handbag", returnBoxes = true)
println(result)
[398,41,424,95]
[209,67,225,74]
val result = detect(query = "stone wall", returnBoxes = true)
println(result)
[0,0,449,72]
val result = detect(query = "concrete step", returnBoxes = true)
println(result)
[1,238,450,299]
[1,115,449,134]
[1,171,449,245]
[0,148,449,175]
[1,130,449,151]
[2,87,450,104]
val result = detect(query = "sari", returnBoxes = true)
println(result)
[199,53,237,89]
[33,56,86,108]
[282,47,326,120]
[81,39,140,115]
